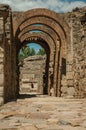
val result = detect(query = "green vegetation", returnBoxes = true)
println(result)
[18,45,45,62]
[37,48,46,55]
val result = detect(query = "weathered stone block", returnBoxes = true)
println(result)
[67,54,73,62]
[61,80,67,86]
[67,80,74,86]
[0,87,3,92]
[0,53,4,58]
[0,64,3,72]
[22,74,35,79]
[66,65,72,72]
[0,79,3,86]
[0,74,4,83]
[61,87,68,93]
[67,87,75,96]
[67,72,74,80]
[0,91,3,97]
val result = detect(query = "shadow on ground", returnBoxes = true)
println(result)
[18,93,40,99]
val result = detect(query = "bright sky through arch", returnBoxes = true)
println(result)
[29,43,42,52]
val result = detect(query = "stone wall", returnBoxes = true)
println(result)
[62,7,86,98]
[71,8,86,98]
[0,5,10,104]
[0,4,17,103]
[19,55,46,94]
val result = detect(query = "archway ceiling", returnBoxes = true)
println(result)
[17,17,65,43]
[18,25,59,52]
[18,25,59,42]
[14,8,69,39]
[18,32,55,61]
[14,8,70,59]
[16,16,65,55]
[18,40,50,57]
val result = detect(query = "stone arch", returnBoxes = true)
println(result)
[13,8,70,98]
[14,8,69,38]
[16,32,55,95]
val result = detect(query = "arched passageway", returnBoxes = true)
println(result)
[18,43,47,95]
[11,8,70,99]
[17,37,51,96]
[2,8,70,102]
[1,5,86,103]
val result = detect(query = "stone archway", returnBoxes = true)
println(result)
[0,7,70,103]
[17,35,52,95]
[13,8,70,98]
[1,4,86,104]
[16,32,55,96]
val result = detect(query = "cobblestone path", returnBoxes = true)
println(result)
[0,94,86,130]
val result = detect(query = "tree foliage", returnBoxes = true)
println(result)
[37,48,45,55]
[29,48,36,56]
[18,45,45,62]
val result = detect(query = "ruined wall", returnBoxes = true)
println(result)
[62,7,86,98]
[9,6,86,99]
[19,55,46,94]
[0,4,17,103]
[71,8,86,98]
[0,4,86,104]
[0,5,11,103]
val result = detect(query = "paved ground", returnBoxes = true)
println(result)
[0,93,86,130]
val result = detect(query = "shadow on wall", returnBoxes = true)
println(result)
[62,58,66,76]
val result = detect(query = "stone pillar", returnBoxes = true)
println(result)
[11,44,17,99]
[48,61,54,96]
[53,40,60,96]
[0,47,4,103]
[0,17,4,104]
[3,8,16,102]
[60,40,68,97]
[56,41,60,97]
[66,18,75,97]
[44,54,49,94]
[47,51,54,96]
[0,4,15,103]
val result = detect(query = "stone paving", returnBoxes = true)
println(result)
[0,93,86,130]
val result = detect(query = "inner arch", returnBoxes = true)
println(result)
[17,38,51,96]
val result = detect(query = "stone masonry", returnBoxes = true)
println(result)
[62,7,86,98]
[19,55,46,94]
[0,4,86,103]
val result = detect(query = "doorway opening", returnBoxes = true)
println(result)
[17,42,50,98]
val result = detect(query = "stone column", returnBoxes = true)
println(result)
[0,47,4,104]
[47,51,54,96]
[10,9,18,99]
[4,8,17,102]
[0,17,4,104]
[53,40,60,96]
[66,18,75,97]
[11,44,17,99]
[48,61,54,96]
[44,54,49,94]
[0,4,16,103]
